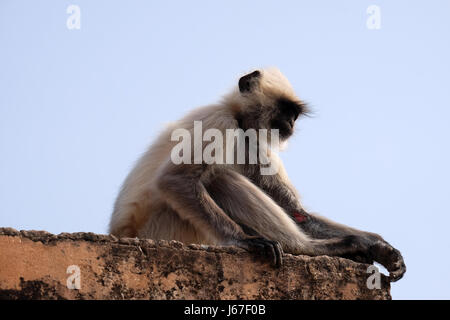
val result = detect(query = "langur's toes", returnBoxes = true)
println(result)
[369,240,407,282]
[241,237,283,268]
[274,241,283,267]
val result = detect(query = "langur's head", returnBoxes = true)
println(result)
[228,68,308,140]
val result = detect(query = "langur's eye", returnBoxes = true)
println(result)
[278,99,303,120]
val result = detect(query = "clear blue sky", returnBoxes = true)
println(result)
[1,0,449,299]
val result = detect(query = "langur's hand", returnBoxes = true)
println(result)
[238,236,283,268]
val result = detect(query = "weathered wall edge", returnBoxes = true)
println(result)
[0,228,391,300]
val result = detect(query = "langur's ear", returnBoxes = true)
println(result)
[238,70,261,93]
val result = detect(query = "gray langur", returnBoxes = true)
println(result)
[109,68,406,281]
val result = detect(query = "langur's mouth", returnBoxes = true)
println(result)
[271,119,294,138]
[287,119,295,129]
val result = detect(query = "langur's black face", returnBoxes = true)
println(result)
[237,70,306,140]
[270,98,305,139]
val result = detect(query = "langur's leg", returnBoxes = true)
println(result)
[253,171,406,281]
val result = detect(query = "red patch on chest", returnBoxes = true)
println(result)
[293,212,307,223]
